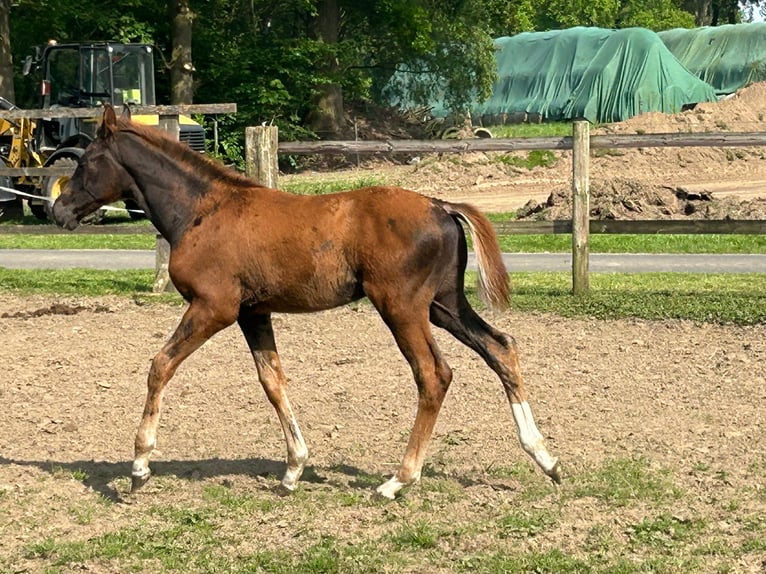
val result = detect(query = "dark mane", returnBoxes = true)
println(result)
[113,117,258,188]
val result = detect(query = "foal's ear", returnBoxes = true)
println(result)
[98,104,118,140]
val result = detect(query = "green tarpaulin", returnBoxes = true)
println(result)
[476,27,718,124]
[387,26,719,124]
[659,23,766,95]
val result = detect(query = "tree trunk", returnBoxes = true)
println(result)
[694,0,712,25]
[307,0,345,138]
[0,0,15,103]
[169,0,194,104]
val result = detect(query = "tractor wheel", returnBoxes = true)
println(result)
[41,156,104,224]
[41,157,77,220]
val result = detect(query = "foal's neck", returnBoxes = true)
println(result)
[119,133,207,246]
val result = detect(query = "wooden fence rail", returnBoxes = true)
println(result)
[276,131,766,155]
[3,219,765,237]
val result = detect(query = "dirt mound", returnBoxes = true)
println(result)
[517,178,766,221]
[599,82,766,135]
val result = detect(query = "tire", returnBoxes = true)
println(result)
[41,156,77,220]
[41,156,104,224]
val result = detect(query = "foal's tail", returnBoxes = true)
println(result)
[440,201,511,311]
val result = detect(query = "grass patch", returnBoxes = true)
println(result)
[0,268,158,297]
[498,508,559,538]
[628,514,707,550]
[494,149,558,170]
[280,175,387,195]
[505,272,766,325]
[3,230,763,254]
[1,269,764,325]
[0,232,156,250]
[457,548,589,573]
[495,233,766,254]
[390,520,440,550]
[487,122,573,138]
[571,457,683,507]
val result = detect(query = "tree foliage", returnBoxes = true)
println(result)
[3,0,764,157]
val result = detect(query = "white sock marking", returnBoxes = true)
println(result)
[511,401,558,472]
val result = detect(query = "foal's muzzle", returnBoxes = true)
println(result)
[51,197,79,230]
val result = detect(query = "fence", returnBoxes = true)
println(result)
[246,122,766,294]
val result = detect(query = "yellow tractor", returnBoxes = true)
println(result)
[0,97,38,219]
[0,41,205,221]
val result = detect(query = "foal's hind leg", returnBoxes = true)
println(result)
[132,298,237,492]
[431,297,561,483]
[372,305,453,499]
[238,309,308,492]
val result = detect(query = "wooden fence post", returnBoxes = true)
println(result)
[572,120,590,295]
[245,126,279,187]
[153,115,181,294]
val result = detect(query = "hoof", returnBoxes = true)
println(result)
[373,487,397,501]
[374,478,405,501]
[275,482,297,497]
[130,471,152,493]
[547,460,563,484]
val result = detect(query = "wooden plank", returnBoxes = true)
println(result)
[0,219,763,236]
[590,132,766,149]
[571,121,590,295]
[492,220,574,235]
[587,219,766,235]
[277,131,766,155]
[278,136,573,155]
[0,103,237,120]
[0,166,74,176]
[491,219,766,235]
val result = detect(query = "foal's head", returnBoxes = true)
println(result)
[52,105,139,230]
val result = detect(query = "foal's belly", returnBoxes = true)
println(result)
[240,269,365,314]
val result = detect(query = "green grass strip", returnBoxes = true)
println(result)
[496,234,766,254]
[1,233,764,254]
[1,268,764,325]
[506,272,766,325]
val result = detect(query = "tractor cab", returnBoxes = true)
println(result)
[27,41,205,154]
[7,40,206,221]
[34,42,156,152]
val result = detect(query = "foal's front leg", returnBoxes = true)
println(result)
[131,299,235,493]
[238,310,308,492]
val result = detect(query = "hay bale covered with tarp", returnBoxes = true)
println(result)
[659,23,766,96]
[386,27,718,125]
[477,27,717,124]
